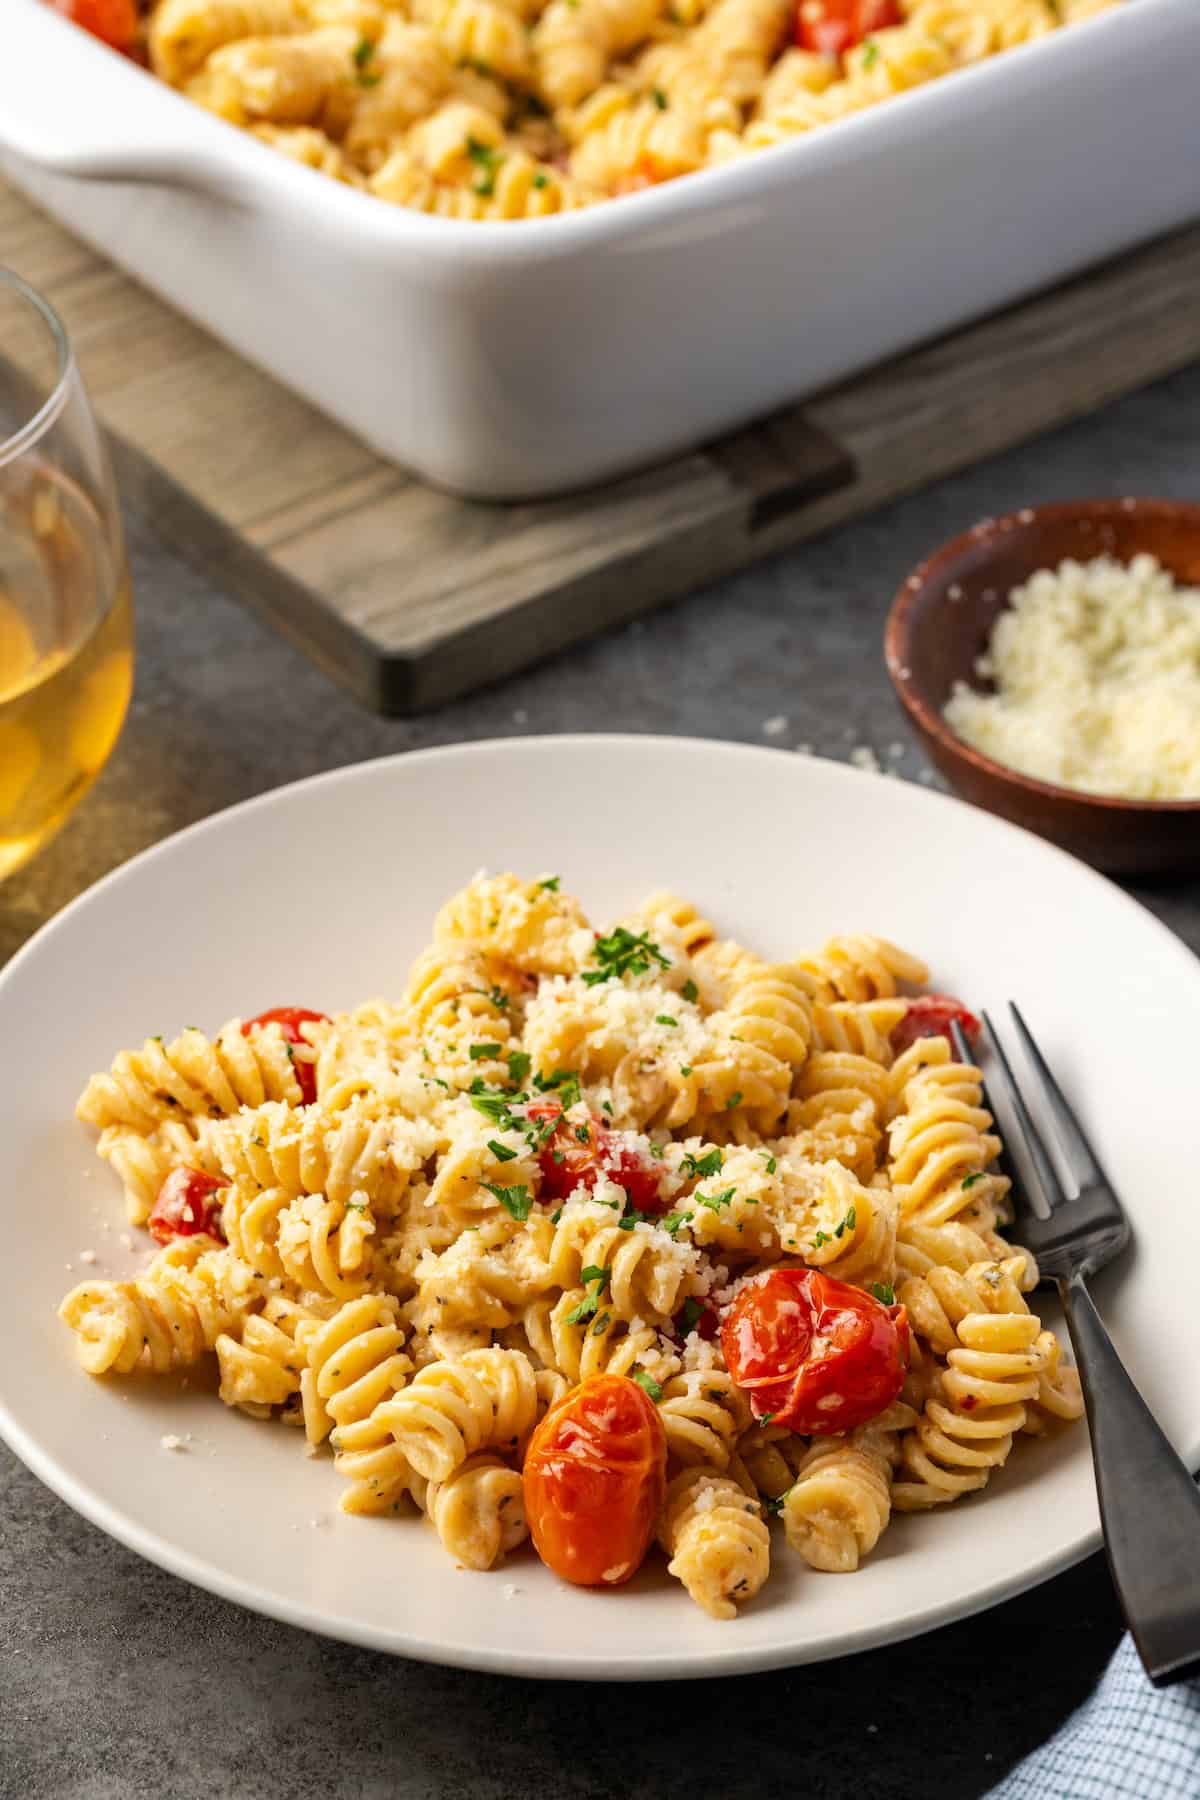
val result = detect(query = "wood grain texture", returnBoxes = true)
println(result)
[3,177,1198,713]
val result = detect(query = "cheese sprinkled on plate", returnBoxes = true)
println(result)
[944,555,1200,799]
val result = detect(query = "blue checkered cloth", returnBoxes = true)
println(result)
[987,1634,1200,1798]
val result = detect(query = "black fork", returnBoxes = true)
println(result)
[951,1007,1200,1688]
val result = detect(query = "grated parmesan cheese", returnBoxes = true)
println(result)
[944,555,1200,798]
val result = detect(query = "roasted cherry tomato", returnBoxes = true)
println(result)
[523,1373,667,1587]
[890,994,981,1059]
[794,0,902,57]
[528,1101,665,1214]
[241,1006,329,1105]
[148,1167,229,1245]
[722,1267,908,1435]
[47,0,138,52]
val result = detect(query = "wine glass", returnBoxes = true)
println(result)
[0,268,133,881]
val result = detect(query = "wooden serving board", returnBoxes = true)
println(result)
[4,177,1200,714]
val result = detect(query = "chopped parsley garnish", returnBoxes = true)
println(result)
[532,172,549,189]
[551,1150,565,1165]
[574,1124,590,1143]
[582,926,670,986]
[538,875,561,891]
[660,1211,689,1237]
[466,135,504,196]
[591,1311,612,1336]
[860,37,879,67]
[681,979,699,1003]
[961,1171,986,1190]
[677,1297,703,1333]
[486,985,510,1010]
[532,1067,580,1110]
[507,1050,532,1087]
[761,1153,777,1175]
[601,1100,613,1115]
[482,1182,533,1222]
[487,1139,518,1162]
[469,1085,519,1127]
[835,1204,857,1239]
[656,1014,678,1027]
[679,1065,692,1078]
[870,1283,896,1306]
[681,1148,723,1180]
[759,1412,776,1426]
[566,1266,610,1323]
[765,1493,788,1517]
[550,1206,563,1224]
[631,1369,663,1403]
[725,1091,742,1110]
[469,1042,503,1061]
[696,1186,736,1214]
[352,36,381,84]
[651,86,668,108]
[812,1229,832,1249]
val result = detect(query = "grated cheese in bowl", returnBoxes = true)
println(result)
[943,554,1200,799]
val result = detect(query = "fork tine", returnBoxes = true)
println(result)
[1008,1001,1103,1189]
[973,1011,1069,1220]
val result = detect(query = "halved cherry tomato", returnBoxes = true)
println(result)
[241,1006,329,1105]
[528,1101,665,1214]
[47,0,138,52]
[722,1267,908,1434]
[794,0,902,58]
[890,994,981,1059]
[148,1167,229,1245]
[523,1373,667,1587]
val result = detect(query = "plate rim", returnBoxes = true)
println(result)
[4,733,1194,1678]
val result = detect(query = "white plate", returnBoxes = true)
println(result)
[2,735,1197,1680]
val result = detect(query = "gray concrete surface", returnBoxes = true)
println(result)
[3,365,1199,1799]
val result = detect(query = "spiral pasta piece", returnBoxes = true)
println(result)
[59,1236,264,1376]
[435,872,591,976]
[893,1258,1051,1509]
[781,1402,916,1572]
[533,0,662,108]
[198,26,365,131]
[96,1119,208,1225]
[797,935,928,1005]
[275,1191,380,1299]
[369,1345,552,1481]
[297,1291,412,1444]
[658,1369,750,1469]
[810,999,908,1063]
[887,1042,1009,1229]
[519,1201,699,1322]
[149,0,305,83]
[658,1466,770,1619]
[77,1022,304,1136]
[409,1453,528,1567]
[200,1099,401,1211]
[518,1290,676,1385]
[216,1292,330,1413]
[737,1419,807,1499]
[342,21,453,160]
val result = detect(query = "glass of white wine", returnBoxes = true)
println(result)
[0,269,133,881]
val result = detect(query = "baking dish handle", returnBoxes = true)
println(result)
[0,5,250,202]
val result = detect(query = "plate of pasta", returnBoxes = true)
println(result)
[3,734,1200,1678]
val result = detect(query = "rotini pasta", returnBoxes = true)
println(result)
[135,0,1120,216]
[63,875,1081,1617]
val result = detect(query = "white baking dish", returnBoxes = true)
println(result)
[1,0,1197,499]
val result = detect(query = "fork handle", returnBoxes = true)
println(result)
[1060,1272,1200,1686]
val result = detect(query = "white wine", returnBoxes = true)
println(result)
[0,468,133,880]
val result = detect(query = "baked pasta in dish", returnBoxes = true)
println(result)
[59,0,1120,218]
[61,874,1083,1616]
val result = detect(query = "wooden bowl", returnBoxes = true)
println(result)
[885,498,1200,875]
